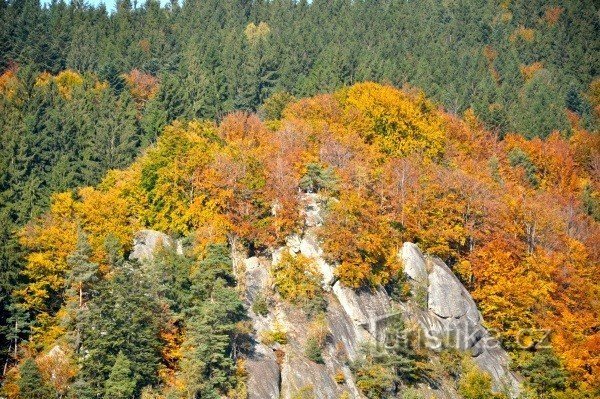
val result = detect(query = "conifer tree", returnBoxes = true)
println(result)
[103,351,136,399]
[17,358,55,399]
[66,231,98,308]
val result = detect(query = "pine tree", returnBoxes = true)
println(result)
[76,262,161,397]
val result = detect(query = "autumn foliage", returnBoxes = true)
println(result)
[15,82,599,393]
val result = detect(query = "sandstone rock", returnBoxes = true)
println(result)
[302,193,324,227]
[398,245,520,397]
[426,258,481,327]
[286,234,302,253]
[280,352,339,399]
[427,261,469,319]
[238,195,521,399]
[299,232,336,287]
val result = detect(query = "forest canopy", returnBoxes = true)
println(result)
[0,0,599,398]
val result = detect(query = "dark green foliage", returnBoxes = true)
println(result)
[352,314,425,398]
[66,231,99,306]
[1,0,596,133]
[508,148,539,188]
[17,358,56,399]
[260,91,295,120]
[582,183,600,222]
[0,69,151,364]
[76,262,162,397]
[180,244,247,397]
[299,163,338,194]
[519,349,567,397]
[385,272,411,303]
[304,337,324,364]
[511,71,570,139]
[251,293,269,317]
[103,351,137,399]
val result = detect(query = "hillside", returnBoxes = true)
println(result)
[2,82,598,398]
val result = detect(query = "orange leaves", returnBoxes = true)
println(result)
[520,62,544,81]
[543,6,564,26]
[122,69,159,105]
[0,65,19,99]
[321,192,401,288]
[14,81,600,388]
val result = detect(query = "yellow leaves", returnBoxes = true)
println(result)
[244,22,271,45]
[322,191,401,288]
[34,69,111,100]
[510,26,536,43]
[35,69,84,99]
[341,82,446,160]
[76,186,138,258]
[271,252,322,303]
[588,77,600,119]
[519,62,544,82]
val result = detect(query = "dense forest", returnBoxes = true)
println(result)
[0,0,599,398]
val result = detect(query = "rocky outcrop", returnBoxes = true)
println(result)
[399,243,520,396]
[238,194,521,398]
[129,229,180,261]
[129,192,521,398]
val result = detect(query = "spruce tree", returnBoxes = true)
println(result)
[103,351,137,399]
[66,231,99,309]
[17,358,56,399]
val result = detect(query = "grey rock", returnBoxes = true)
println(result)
[129,230,174,261]
[401,242,429,285]
[428,260,472,320]
[332,282,393,347]
[399,245,520,397]
[280,352,339,399]
[247,343,280,399]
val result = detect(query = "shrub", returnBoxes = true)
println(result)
[291,385,315,399]
[413,286,428,309]
[508,148,539,187]
[251,293,269,317]
[401,387,424,399]
[518,349,567,397]
[458,358,507,399]
[299,163,338,193]
[304,337,324,363]
[334,370,346,384]
[260,322,288,345]
[272,252,324,308]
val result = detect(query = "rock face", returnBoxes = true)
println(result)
[238,194,521,399]
[129,229,183,261]
[130,194,520,398]
[399,243,520,396]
